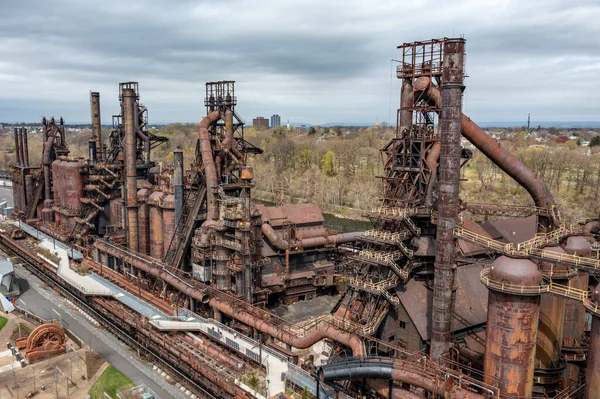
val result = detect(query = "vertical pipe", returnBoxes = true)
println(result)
[13,128,22,166]
[123,88,139,252]
[585,288,600,399]
[42,125,56,223]
[22,128,29,167]
[91,92,102,162]
[173,148,184,223]
[17,128,25,171]
[430,38,465,361]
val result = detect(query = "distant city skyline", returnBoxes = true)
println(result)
[0,1,599,125]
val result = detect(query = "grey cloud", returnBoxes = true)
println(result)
[0,0,599,124]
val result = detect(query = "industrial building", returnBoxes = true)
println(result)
[0,38,598,399]
[252,116,269,128]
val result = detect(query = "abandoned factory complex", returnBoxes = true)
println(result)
[2,37,599,399]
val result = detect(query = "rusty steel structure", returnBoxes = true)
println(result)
[4,37,600,399]
[15,323,67,362]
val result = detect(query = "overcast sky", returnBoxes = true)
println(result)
[1,0,599,125]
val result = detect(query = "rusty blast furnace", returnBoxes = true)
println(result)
[4,37,600,399]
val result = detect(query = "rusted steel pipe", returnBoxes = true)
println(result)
[22,128,29,167]
[94,239,366,356]
[430,38,465,362]
[123,88,139,252]
[199,110,221,221]
[585,288,600,399]
[262,224,363,250]
[17,128,26,170]
[399,79,414,135]
[13,127,22,166]
[184,333,241,371]
[419,80,556,226]
[424,142,441,208]
[91,92,102,162]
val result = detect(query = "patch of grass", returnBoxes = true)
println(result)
[0,315,7,333]
[88,365,132,399]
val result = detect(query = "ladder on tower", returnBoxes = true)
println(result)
[164,187,207,268]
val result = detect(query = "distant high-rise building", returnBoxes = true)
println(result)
[270,114,281,128]
[252,117,269,128]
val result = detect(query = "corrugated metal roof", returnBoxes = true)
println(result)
[256,204,324,227]
[395,263,488,341]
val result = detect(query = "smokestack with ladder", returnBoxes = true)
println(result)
[430,37,465,361]
[123,87,139,252]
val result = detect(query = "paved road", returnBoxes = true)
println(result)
[0,186,13,208]
[12,263,190,399]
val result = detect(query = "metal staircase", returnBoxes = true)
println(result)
[164,187,207,268]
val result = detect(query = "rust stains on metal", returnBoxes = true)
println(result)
[90,91,102,162]
[123,87,139,252]
[430,37,465,361]
[585,288,600,399]
[484,256,542,397]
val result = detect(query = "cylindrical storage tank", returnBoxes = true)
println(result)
[535,246,569,394]
[148,191,165,259]
[585,288,600,399]
[51,160,64,209]
[562,235,592,383]
[137,188,150,255]
[162,194,176,257]
[483,256,543,398]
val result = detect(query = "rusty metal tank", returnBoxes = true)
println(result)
[109,198,123,229]
[535,246,568,394]
[137,188,150,255]
[62,159,85,211]
[584,288,600,399]
[562,235,592,384]
[484,256,542,398]
[148,191,165,259]
[162,194,176,257]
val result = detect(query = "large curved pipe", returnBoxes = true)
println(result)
[199,110,221,221]
[583,219,600,235]
[94,240,365,356]
[262,224,364,250]
[415,77,555,217]
[208,298,366,356]
[319,358,485,399]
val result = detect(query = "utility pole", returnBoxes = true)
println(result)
[527,113,531,134]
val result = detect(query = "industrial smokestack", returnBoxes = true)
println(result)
[13,128,22,166]
[91,92,102,162]
[430,37,465,362]
[22,128,29,167]
[173,148,184,224]
[123,87,139,252]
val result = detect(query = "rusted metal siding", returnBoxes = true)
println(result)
[431,37,465,361]
[484,257,542,398]
[585,288,600,399]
